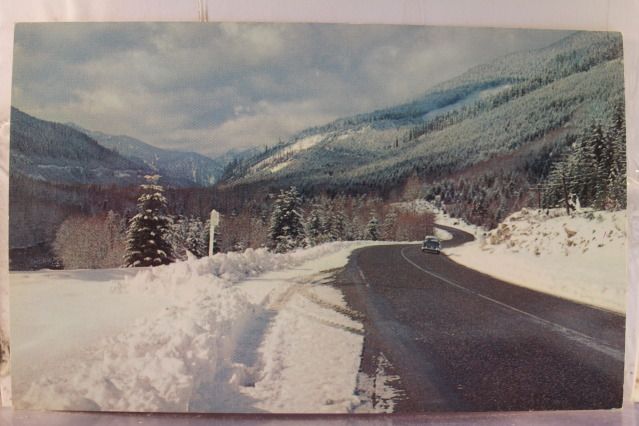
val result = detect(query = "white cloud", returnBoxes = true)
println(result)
[11,23,572,158]
[163,99,337,157]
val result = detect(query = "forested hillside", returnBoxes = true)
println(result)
[71,126,226,187]
[10,108,149,186]
[221,31,625,228]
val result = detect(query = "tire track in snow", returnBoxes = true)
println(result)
[266,282,364,336]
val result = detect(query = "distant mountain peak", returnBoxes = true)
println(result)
[65,124,225,188]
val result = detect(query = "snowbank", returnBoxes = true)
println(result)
[11,241,380,412]
[434,227,453,241]
[446,208,626,313]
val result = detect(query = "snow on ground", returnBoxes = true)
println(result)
[250,134,325,174]
[434,227,453,241]
[10,268,175,410]
[445,208,627,314]
[10,241,387,413]
[232,243,370,412]
[287,134,325,154]
[267,159,292,173]
[352,353,404,413]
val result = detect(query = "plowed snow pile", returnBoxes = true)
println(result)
[445,208,626,313]
[10,242,376,412]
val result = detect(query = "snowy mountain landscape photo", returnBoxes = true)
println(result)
[4,23,627,413]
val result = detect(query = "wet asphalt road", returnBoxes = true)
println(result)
[335,224,625,412]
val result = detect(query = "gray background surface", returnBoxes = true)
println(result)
[1,0,638,423]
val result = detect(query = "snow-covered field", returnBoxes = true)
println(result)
[10,241,386,413]
[444,208,627,313]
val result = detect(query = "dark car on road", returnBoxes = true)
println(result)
[421,236,441,254]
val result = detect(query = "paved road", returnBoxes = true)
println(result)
[335,224,625,412]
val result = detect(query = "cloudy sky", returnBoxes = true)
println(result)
[12,23,571,158]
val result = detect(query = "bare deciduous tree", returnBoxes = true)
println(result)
[54,211,126,269]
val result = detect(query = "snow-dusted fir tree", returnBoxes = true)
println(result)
[589,123,613,209]
[543,109,627,212]
[269,186,305,253]
[125,175,174,267]
[348,215,362,240]
[167,216,210,260]
[366,214,380,241]
[306,205,323,246]
[381,210,398,240]
[608,103,627,209]
[331,208,347,241]
[184,218,209,257]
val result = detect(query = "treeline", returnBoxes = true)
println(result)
[423,102,626,227]
[543,104,626,210]
[52,211,214,270]
[48,185,435,269]
[267,188,434,253]
[9,173,140,269]
[425,172,531,229]
[9,171,258,269]
[420,133,569,228]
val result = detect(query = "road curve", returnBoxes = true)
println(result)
[334,224,624,412]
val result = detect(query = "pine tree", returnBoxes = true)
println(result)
[124,175,175,267]
[185,218,209,257]
[588,123,614,209]
[366,214,379,241]
[331,208,347,241]
[320,206,336,242]
[609,103,627,209]
[349,215,362,240]
[167,216,209,260]
[543,109,627,212]
[306,206,323,246]
[269,186,306,253]
[381,210,397,240]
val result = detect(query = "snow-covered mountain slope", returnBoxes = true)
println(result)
[222,31,623,193]
[444,208,626,313]
[71,125,226,187]
[10,108,149,186]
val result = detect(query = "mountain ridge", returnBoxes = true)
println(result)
[66,124,225,187]
[220,31,624,196]
[10,107,150,186]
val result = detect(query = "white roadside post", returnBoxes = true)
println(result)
[209,209,220,256]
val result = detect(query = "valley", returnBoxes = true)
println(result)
[8,30,626,269]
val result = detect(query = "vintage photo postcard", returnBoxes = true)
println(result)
[7,22,626,413]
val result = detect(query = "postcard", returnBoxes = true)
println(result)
[7,22,626,413]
